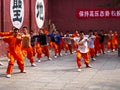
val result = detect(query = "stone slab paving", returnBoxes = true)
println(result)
[0,50,120,90]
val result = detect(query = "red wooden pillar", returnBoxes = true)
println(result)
[29,0,32,32]
[1,0,4,32]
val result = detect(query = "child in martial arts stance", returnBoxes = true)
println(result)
[0,27,15,65]
[64,31,73,55]
[76,31,92,72]
[34,29,52,62]
[21,26,36,67]
[0,28,25,78]
[87,30,96,61]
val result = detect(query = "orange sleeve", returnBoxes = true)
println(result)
[0,32,13,37]
[3,36,11,43]
[44,29,49,35]
[72,34,75,37]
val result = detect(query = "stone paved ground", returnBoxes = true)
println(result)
[0,50,120,90]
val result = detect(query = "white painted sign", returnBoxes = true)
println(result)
[10,0,24,29]
[35,0,45,28]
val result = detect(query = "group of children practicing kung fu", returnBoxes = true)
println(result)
[0,26,119,78]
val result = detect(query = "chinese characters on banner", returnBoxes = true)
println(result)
[12,0,22,22]
[10,0,45,29]
[76,9,120,18]
[35,0,45,28]
[36,2,44,20]
[10,0,24,29]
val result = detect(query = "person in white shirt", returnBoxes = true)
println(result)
[87,30,96,61]
[63,31,73,55]
[76,31,92,72]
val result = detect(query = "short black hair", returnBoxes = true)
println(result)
[14,28,19,31]
[79,31,84,34]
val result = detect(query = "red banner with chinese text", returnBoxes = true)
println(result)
[76,9,120,18]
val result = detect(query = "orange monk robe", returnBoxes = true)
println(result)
[0,32,13,58]
[94,35,100,55]
[113,33,118,50]
[72,33,79,51]
[3,36,24,74]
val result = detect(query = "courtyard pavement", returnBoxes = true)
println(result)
[0,50,120,90]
